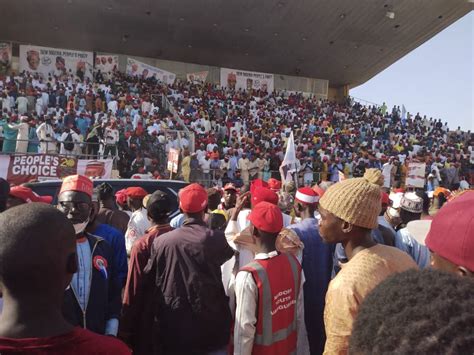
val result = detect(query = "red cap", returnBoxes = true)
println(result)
[311,184,325,198]
[252,187,279,206]
[125,187,148,199]
[115,189,127,205]
[295,187,318,205]
[250,179,268,195]
[179,183,208,213]
[60,175,93,197]
[267,178,282,191]
[425,191,474,271]
[9,186,53,204]
[223,183,237,192]
[381,191,390,205]
[248,201,283,234]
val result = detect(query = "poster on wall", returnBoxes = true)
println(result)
[0,42,12,75]
[167,148,179,174]
[19,44,94,79]
[220,67,274,92]
[186,71,208,83]
[77,159,113,179]
[126,58,176,85]
[406,162,426,188]
[0,155,77,185]
[95,55,118,74]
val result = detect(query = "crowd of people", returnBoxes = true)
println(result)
[0,68,473,354]
[1,70,473,188]
[0,169,473,354]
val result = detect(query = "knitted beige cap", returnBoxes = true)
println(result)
[319,169,383,229]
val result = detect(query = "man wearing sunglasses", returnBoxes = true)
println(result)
[58,175,122,337]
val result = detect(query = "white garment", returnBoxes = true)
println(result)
[382,163,392,188]
[125,208,151,254]
[16,96,28,115]
[71,239,92,312]
[107,100,118,114]
[233,251,308,355]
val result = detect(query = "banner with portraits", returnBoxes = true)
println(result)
[186,71,208,83]
[19,44,94,79]
[76,159,113,179]
[406,162,426,188]
[0,42,12,75]
[95,55,118,74]
[126,58,176,85]
[220,67,274,93]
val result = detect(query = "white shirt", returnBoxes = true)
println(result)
[233,251,307,355]
[71,239,92,312]
[104,127,119,145]
[107,100,118,114]
[125,208,151,254]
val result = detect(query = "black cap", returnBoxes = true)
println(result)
[146,190,170,210]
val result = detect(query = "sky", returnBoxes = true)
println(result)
[350,11,473,132]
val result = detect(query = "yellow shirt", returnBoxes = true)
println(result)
[323,244,417,355]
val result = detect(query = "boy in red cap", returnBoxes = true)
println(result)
[234,201,303,355]
[57,175,122,336]
[145,183,234,354]
[425,191,474,277]
[124,186,149,255]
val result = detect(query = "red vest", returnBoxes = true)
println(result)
[241,253,302,355]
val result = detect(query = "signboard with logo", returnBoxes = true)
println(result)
[0,155,77,185]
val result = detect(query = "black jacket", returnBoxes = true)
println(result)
[62,233,122,335]
[146,218,234,354]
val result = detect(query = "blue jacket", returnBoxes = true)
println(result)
[62,234,122,335]
[92,223,128,287]
[288,218,334,355]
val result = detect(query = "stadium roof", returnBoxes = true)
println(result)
[2,0,472,87]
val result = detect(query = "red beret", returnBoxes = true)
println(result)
[125,187,148,199]
[252,187,279,207]
[115,189,127,205]
[179,183,208,213]
[248,201,283,234]
[267,178,282,191]
[250,179,268,195]
[9,186,53,204]
[60,175,93,197]
[295,187,318,205]
[425,191,474,272]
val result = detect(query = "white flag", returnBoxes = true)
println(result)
[279,131,300,185]
[401,105,407,120]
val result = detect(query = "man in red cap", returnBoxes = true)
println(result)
[6,185,52,209]
[425,191,474,277]
[145,183,234,354]
[288,187,334,354]
[234,201,303,355]
[124,187,149,255]
[57,175,122,336]
[221,183,238,212]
